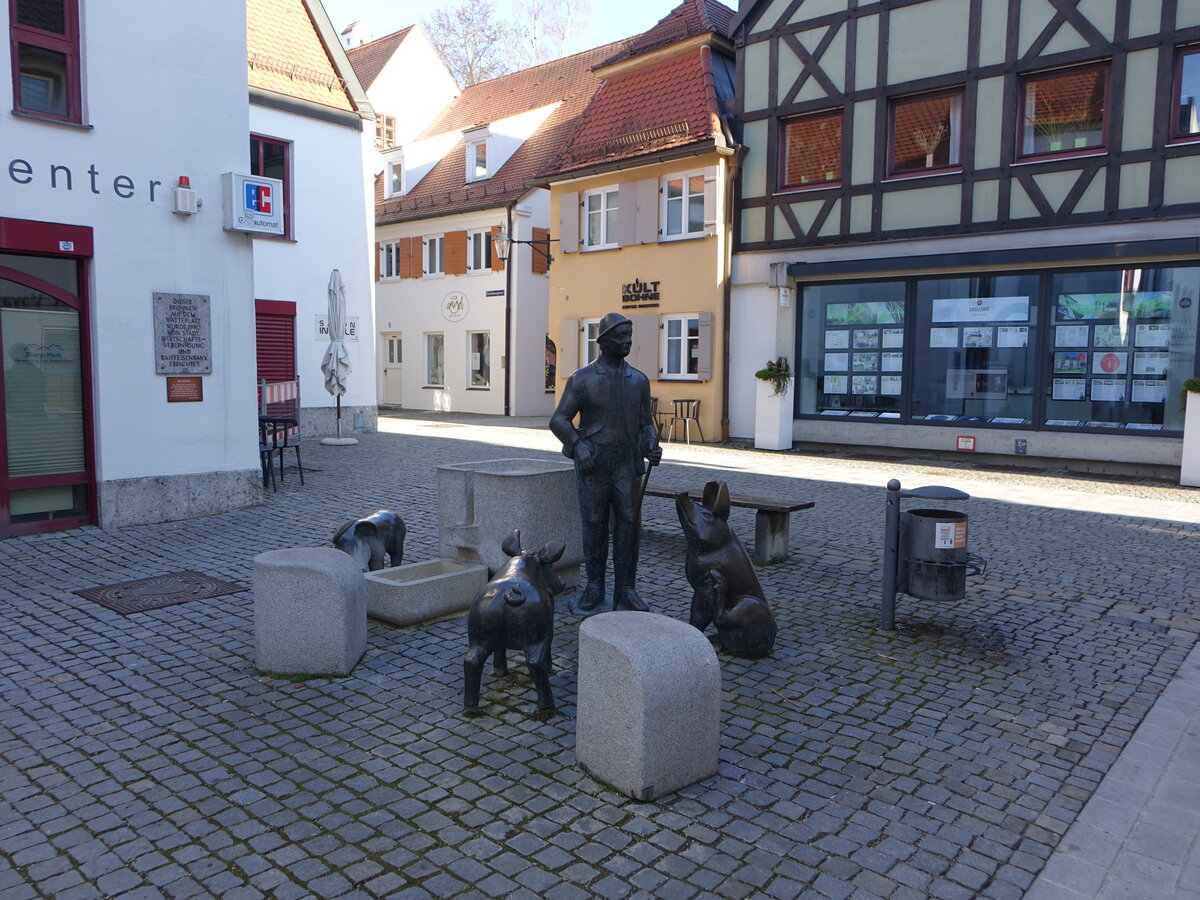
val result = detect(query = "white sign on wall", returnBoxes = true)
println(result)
[314,315,359,341]
[221,172,284,235]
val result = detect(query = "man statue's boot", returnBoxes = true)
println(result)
[614,587,649,613]
[576,563,605,613]
[611,544,648,613]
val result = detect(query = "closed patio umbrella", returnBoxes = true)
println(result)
[320,269,355,443]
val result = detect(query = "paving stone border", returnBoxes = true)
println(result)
[1,415,1197,899]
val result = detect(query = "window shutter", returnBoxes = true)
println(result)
[531,227,549,275]
[618,182,638,247]
[559,318,579,373]
[490,226,506,271]
[629,314,659,378]
[636,178,658,244]
[559,191,579,253]
[399,238,414,278]
[445,230,467,275]
[703,166,719,236]
[375,242,381,281]
[697,311,713,381]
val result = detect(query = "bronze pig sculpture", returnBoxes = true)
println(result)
[332,509,406,572]
[464,530,567,714]
[676,481,777,659]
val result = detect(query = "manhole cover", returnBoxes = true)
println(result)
[74,571,245,616]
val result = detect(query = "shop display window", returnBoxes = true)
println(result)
[797,281,906,418]
[1043,267,1198,431]
[911,275,1038,424]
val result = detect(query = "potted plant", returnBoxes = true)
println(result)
[912,122,947,168]
[1183,378,1200,487]
[755,357,792,397]
[1031,86,1100,152]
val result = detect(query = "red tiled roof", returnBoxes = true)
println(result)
[247,0,355,111]
[346,26,412,90]
[377,42,622,225]
[542,44,725,175]
[597,0,734,68]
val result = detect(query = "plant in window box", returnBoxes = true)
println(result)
[912,123,947,169]
[1031,86,1100,153]
[754,357,792,397]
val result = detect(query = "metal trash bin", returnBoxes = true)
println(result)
[899,508,970,602]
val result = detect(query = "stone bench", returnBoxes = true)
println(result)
[576,612,720,801]
[253,547,365,676]
[643,482,815,564]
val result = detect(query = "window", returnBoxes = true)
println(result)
[889,90,962,176]
[468,332,491,387]
[386,159,404,197]
[545,335,556,390]
[467,230,492,273]
[1174,46,1200,140]
[663,173,705,238]
[1019,65,1107,158]
[379,241,400,280]
[11,0,81,122]
[423,235,444,277]
[250,135,291,237]
[425,333,444,386]
[581,318,602,365]
[375,114,397,149]
[779,110,843,189]
[662,315,701,378]
[466,138,489,182]
[583,187,619,249]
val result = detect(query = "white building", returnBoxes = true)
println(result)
[0,0,374,537]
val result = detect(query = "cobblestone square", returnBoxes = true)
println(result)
[2,413,1198,898]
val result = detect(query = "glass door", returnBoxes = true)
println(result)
[0,263,92,536]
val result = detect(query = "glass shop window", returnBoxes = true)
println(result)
[1044,267,1198,432]
[911,275,1039,424]
[797,281,906,418]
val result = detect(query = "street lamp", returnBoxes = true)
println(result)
[493,227,554,265]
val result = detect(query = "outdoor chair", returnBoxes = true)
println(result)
[259,416,303,491]
[666,399,704,444]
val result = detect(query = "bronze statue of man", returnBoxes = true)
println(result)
[550,313,662,613]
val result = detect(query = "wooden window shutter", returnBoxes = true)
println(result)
[618,182,638,247]
[636,178,658,243]
[703,166,719,236]
[629,314,659,378]
[558,191,579,253]
[399,238,414,278]
[445,231,467,275]
[490,226,506,271]
[697,311,713,381]
[531,227,549,275]
[375,242,381,281]
[559,318,579,373]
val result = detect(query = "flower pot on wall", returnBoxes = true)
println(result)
[924,152,934,168]
[1074,137,1088,148]
[1182,392,1200,487]
[1049,139,1063,152]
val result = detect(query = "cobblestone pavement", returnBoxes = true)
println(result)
[2,412,1199,900]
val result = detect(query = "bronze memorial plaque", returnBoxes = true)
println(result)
[166,376,203,402]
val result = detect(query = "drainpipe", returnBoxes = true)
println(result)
[503,203,514,416]
[720,146,742,442]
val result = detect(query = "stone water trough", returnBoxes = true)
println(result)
[364,558,488,626]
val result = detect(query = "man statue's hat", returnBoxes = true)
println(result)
[597,312,632,338]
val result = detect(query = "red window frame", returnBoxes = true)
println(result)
[777,109,844,192]
[9,0,83,123]
[250,135,293,239]
[1017,63,1110,161]
[1171,45,1200,143]
[887,88,964,178]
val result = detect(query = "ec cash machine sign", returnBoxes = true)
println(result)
[221,172,284,235]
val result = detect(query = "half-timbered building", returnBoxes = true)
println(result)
[730,0,1200,474]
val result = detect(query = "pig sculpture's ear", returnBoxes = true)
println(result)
[539,541,566,564]
[702,481,720,509]
[332,520,355,543]
[354,520,377,535]
[501,530,522,557]
[712,482,730,520]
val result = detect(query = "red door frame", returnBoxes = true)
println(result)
[0,217,96,536]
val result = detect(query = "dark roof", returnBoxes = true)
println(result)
[345,26,412,90]
[378,42,622,225]
[597,0,734,68]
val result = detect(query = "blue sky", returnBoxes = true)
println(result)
[317,0,691,57]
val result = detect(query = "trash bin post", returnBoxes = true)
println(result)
[881,478,902,631]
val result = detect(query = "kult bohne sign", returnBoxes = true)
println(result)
[621,278,660,309]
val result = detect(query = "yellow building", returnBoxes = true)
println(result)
[541,0,738,442]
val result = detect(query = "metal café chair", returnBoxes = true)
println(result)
[666,399,704,444]
[258,416,303,491]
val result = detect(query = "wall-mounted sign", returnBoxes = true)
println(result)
[221,172,284,235]
[442,292,468,322]
[153,292,212,374]
[314,315,359,341]
[166,376,203,402]
[621,278,660,309]
[485,289,505,297]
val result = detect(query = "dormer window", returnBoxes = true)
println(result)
[464,127,490,182]
[386,155,405,198]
